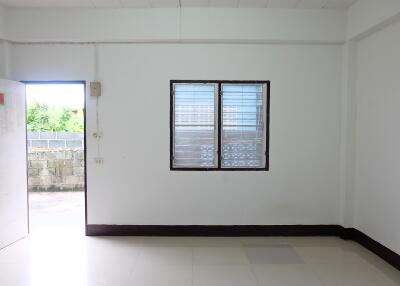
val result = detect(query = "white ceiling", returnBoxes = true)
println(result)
[0,0,358,9]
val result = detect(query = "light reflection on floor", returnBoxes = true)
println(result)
[0,194,399,286]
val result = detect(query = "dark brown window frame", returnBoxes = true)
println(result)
[170,80,270,171]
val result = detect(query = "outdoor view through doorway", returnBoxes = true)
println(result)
[26,82,85,235]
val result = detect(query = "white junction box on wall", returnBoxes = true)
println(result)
[90,81,101,97]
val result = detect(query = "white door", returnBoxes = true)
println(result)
[0,79,28,249]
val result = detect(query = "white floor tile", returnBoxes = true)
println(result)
[252,264,325,286]
[310,263,400,286]
[193,247,249,265]
[191,237,243,247]
[129,262,192,286]
[244,244,304,264]
[294,246,366,264]
[0,261,32,286]
[0,235,399,286]
[137,246,193,266]
[194,265,258,286]
[86,238,139,286]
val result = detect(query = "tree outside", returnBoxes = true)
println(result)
[27,102,84,132]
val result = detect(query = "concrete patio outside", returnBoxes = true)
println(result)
[29,192,85,234]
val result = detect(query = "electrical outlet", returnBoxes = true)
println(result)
[93,132,103,139]
[94,157,104,164]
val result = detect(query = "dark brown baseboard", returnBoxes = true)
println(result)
[342,228,400,271]
[86,224,400,271]
[86,224,341,237]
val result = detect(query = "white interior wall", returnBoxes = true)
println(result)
[4,8,346,43]
[3,7,346,226]
[347,0,400,40]
[0,42,7,78]
[353,20,400,254]
[0,5,8,78]
[339,41,357,228]
[11,43,342,225]
[3,4,400,247]
[0,5,4,39]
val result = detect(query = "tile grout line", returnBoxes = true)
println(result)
[306,263,329,286]
[249,262,261,286]
[127,246,143,283]
[244,238,266,286]
[244,242,261,286]
[191,246,194,286]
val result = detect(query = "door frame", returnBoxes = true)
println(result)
[22,80,88,235]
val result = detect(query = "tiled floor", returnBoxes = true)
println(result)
[0,234,399,286]
[10,189,398,285]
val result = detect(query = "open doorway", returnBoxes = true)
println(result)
[25,81,86,235]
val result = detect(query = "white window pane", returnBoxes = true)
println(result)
[173,84,217,168]
[222,84,266,168]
